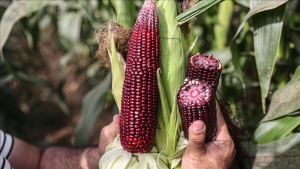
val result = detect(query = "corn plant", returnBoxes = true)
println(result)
[0,0,299,168]
[99,0,299,168]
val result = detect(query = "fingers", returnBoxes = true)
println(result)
[113,114,121,124]
[111,114,121,136]
[99,114,121,156]
[101,114,120,140]
[185,120,207,157]
[215,101,231,141]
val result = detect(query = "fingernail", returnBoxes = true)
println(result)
[193,121,205,133]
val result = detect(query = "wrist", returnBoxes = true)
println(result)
[81,147,100,169]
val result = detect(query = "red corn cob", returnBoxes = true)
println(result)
[177,80,216,142]
[186,53,222,93]
[120,0,159,153]
[178,53,222,142]
[182,54,248,168]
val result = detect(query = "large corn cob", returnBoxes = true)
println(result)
[120,0,159,153]
[178,53,222,142]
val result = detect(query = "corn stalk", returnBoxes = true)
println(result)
[99,0,223,168]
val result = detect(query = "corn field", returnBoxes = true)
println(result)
[0,0,299,168]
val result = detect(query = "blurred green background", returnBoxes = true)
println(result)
[0,0,299,168]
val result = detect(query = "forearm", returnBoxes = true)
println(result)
[8,138,42,169]
[39,146,100,169]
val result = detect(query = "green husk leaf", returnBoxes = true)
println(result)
[108,36,125,110]
[99,147,132,169]
[169,133,188,169]
[186,36,198,56]
[157,0,186,157]
[169,132,188,160]
[99,135,169,169]
[156,69,171,152]
[168,101,182,156]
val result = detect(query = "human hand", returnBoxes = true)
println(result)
[182,101,236,169]
[98,114,120,157]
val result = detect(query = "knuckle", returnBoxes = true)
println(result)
[101,126,110,136]
[190,134,206,144]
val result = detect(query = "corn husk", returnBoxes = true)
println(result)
[99,135,169,169]
[99,0,188,168]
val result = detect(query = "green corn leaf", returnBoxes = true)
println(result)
[289,111,300,116]
[214,0,233,49]
[58,11,82,49]
[252,114,300,144]
[232,0,288,41]
[74,72,111,145]
[250,133,300,156]
[261,66,300,122]
[15,72,51,86]
[58,50,76,80]
[234,0,250,8]
[248,133,300,168]
[0,0,62,54]
[230,42,245,89]
[230,0,288,96]
[0,74,13,87]
[1,57,52,86]
[207,47,232,66]
[176,0,224,25]
[76,0,102,27]
[252,1,286,113]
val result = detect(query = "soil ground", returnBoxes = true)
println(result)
[1,25,114,147]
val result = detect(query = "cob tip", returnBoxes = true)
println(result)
[189,53,222,70]
[178,80,212,106]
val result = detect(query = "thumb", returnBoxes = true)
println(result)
[99,115,120,156]
[100,115,120,143]
[186,120,207,156]
[108,114,121,137]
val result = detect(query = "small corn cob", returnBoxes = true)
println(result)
[120,0,159,153]
[177,80,216,142]
[186,53,222,93]
[178,53,222,142]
